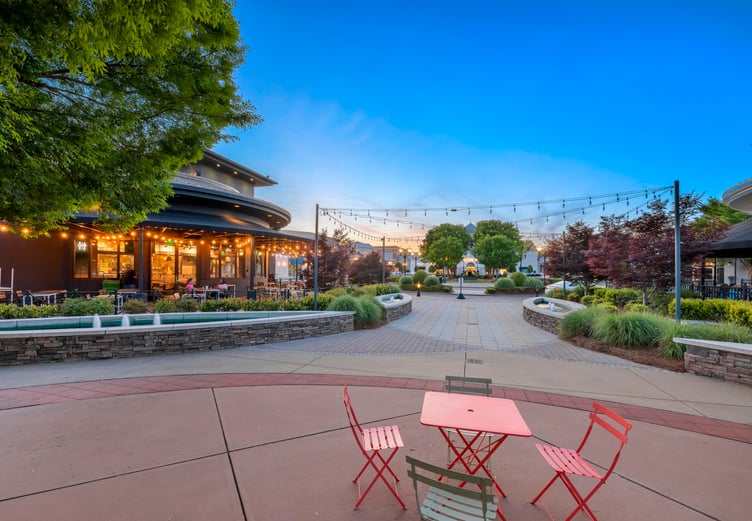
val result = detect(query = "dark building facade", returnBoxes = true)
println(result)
[0,150,311,298]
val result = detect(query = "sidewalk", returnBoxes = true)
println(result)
[0,293,750,520]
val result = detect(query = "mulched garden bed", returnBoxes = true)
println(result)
[567,336,686,372]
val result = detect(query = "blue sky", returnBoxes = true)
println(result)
[214,1,751,248]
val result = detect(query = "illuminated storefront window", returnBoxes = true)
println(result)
[75,237,135,279]
[210,243,237,278]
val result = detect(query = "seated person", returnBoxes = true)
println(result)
[216,278,229,297]
[185,278,195,295]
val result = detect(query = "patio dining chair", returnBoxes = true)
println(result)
[530,401,632,521]
[444,376,498,478]
[342,385,406,510]
[406,455,498,521]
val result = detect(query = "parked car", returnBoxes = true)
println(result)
[545,280,581,292]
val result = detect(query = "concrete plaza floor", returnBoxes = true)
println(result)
[0,292,750,520]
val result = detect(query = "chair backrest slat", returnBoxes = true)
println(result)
[406,455,497,520]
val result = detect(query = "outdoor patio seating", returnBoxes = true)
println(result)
[406,455,498,521]
[530,401,632,521]
[342,385,406,510]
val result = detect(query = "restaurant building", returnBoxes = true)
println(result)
[0,150,312,298]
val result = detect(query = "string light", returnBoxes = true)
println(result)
[318,186,673,244]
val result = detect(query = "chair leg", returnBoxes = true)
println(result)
[532,471,602,521]
[353,448,405,510]
[530,472,561,505]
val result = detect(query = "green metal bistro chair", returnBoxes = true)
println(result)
[406,455,498,521]
[444,376,499,479]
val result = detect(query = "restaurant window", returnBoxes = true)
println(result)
[254,248,266,277]
[93,238,135,279]
[179,243,197,282]
[210,243,238,278]
[152,242,176,288]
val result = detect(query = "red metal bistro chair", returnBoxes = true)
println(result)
[342,385,406,510]
[530,402,632,521]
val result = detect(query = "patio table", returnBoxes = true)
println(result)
[28,290,67,305]
[420,391,532,520]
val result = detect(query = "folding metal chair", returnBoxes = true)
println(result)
[342,385,406,509]
[530,401,632,521]
[406,455,498,521]
[444,376,498,479]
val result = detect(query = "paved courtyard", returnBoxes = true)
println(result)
[0,292,750,520]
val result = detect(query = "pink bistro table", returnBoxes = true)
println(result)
[420,391,532,520]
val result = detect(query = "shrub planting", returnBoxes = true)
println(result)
[358,295,385,325]
[494,278,515,291]
[328,294,366,324]
[592,311,665,348]
[399,275,413,286]
[510,272,527,287]
[61,297,115,316]
[559,306,612,339]
[122,298,148,314]
[153,299,177,313]
[413,270,428,284]
[423,275,440,287]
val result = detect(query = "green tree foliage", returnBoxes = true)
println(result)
[348,251,383,285]
[420,224,470,273]
[474,234,521,274]
[471,220,523,275]
[1,1,259,235]
[694,198,749,230]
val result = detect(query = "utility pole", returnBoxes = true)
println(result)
[313,204,319,310]
[674,180,681,322]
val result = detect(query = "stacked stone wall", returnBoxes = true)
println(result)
[684,344,752,387]
[0,314,353,365]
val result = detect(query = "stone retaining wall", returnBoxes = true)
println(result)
[522,297,584,335]
[677,337,752,386]
[0,313,353,365]
[383,294,412,322]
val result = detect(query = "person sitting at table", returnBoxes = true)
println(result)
[216,278,228,298]
[185,278,195,295]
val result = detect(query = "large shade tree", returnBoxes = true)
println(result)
[420,224,471,275]
[1,1,259,236]
[471,219,524,275]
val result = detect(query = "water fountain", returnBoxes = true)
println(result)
[92,314,102,329]
[153,313,161,326]
[121,314,130,327]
